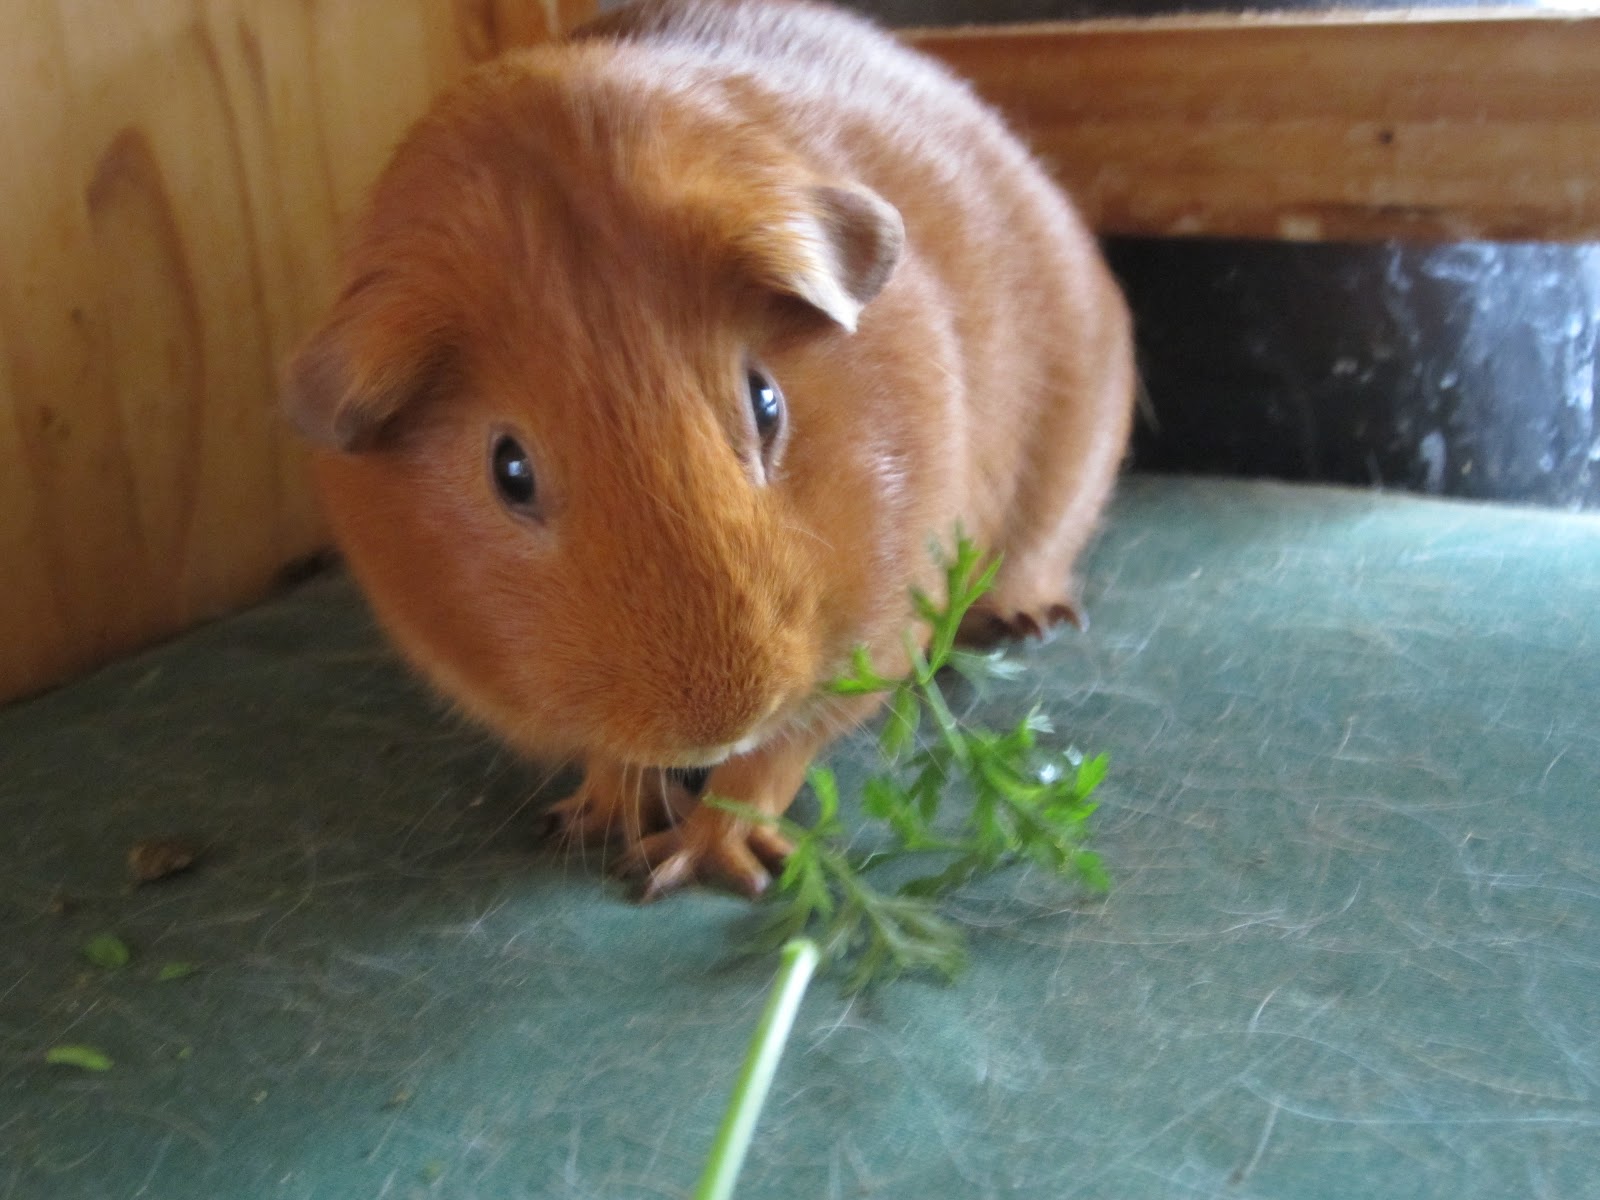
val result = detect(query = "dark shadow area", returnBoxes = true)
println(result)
[830,0,1600,509]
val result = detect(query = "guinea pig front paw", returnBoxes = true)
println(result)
[542,761,676,849]
[620,807,794,902]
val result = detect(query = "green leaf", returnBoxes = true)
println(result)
[839,891,967,993]
[83,933,130,970]
[827,646,895,696]
[741,904,813,959]
[900,856,981,898]
[1042,796,1097,829]
[795,868,836,922]
[905,750,947,820]
[783,842,836,923]
[46,1044,113,1071]
[879,685,920,760]
[773,839,813,893]
[1076,753,1109,796]
[859,776,897,821]
[827,677,879,697]
[157,962,198,982]
[806,767,839,825]
[945,649,1026,689]
[1074,850,1111,892]
[741,528,1111,993]
[704,795,766,824]
[960,562,1003,619]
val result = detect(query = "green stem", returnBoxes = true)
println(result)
[853,836,965,873]
[918,676,968,766]
[693,938,821,1200]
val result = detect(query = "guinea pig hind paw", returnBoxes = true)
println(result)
[956,600,1084,647]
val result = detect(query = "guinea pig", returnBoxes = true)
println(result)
[282,0,1134,899]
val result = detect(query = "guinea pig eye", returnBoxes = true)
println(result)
[747,368,784,446]
[490,434,536,510]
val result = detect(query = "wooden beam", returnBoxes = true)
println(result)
[904,11,1600,243]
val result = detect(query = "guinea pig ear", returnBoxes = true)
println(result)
[762,184,905,332]
[282,304,439,452]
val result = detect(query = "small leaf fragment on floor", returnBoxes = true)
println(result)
[83,932,130,970]
[128,836,202,884]
[381,1087,414,1111]
[46,1044,113,1071]
[156,962,198,982]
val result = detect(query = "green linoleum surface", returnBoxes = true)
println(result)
[2,476,1597,1199]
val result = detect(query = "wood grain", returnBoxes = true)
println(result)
[0,0,591,703]
[905,11,1600,242]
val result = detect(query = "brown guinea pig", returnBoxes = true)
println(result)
[282,0,1134,899]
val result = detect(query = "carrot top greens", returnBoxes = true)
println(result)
[715,536,1109,991]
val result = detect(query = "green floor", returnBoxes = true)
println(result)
[4,476,1598,1199]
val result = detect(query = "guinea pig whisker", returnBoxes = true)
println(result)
[623,763,642,856]
[594,763,622,877]
[647,766,673,835]
[776,518,834,552]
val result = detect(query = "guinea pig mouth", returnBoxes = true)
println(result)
[645,721,777,777]
[664,765,713,797]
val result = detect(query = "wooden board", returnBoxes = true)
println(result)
[905,11,1600,243]
[0,0,591,704]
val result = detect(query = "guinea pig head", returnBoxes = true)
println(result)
[282,56,903,769]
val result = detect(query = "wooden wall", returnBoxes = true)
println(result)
[0,0,591,704]
[907,12,1600,243]
[3,7,1596,705]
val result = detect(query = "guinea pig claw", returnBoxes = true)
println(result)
[636,849,770,904]
[1012,612,1044,641]
[672,846,770,900]
[957,599,1086,647]
[955,607,1013,649]
[623,818,787,902]
[1047,601,1087,632]
[748,825,796,873]
[636,851,697,903]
